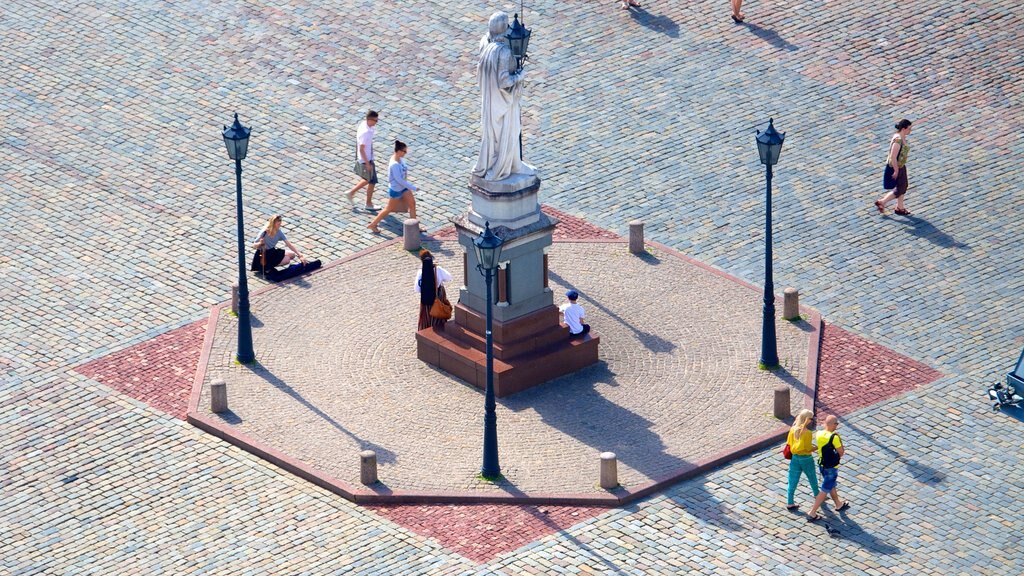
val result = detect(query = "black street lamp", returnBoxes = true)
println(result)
[474,222,504,479]
[755,118,785,369]
[506,12,531,72]
[223,113,255,364]
[507,12,531,161]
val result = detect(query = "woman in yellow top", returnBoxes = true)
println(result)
[785,409,821,510]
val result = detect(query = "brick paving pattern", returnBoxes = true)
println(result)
[816,322,944,417]
[2,0,1023,573]
[197,240,811,494]
[75,319,207,420]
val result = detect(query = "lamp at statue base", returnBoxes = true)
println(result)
[416,173,600,397]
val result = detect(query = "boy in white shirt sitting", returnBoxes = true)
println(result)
[559,290,590,339]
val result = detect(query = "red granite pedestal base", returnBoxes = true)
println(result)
[416,304,600,397]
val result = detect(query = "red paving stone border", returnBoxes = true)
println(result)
[815,322,944,417]
[75,319,207,420]
[366,503,609,564]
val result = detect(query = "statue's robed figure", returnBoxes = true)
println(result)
[472,12,536,182]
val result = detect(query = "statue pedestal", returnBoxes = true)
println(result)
[416,304,599,397]
[416,174,600,396]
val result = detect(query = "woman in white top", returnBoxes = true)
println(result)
[368,140,419,234]
[416,249,453,330]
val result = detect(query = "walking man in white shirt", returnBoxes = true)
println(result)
[559,290,590,339]
[346,110,380,212]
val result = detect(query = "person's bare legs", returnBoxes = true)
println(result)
[346,179,367,205]
[364,183,376,209]
[876,191,897,211]
[731,0,744,21]
[405,191,417,220]
[280,250,296,266]
[367,198,399,233]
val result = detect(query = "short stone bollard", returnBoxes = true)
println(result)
[628,220,645,254]
[403,219,421,251]
[360,450,378,485]
[231,282,240,316]
[774,385,791,420]
[783,287,800,320]
[211,378,228,414]
[600,451,618,489]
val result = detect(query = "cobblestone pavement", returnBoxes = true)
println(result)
[3,0,1024,573]
[197,238,812,495]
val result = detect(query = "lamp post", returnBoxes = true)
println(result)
[223,113,255,364]
[474,222,504,478]
[755,118,785,369]
[506,11,531,161]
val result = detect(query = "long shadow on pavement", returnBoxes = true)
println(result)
[741,22,799,51]
[628,9,680,38]
[504,362,745,531]
[549,270,676,354]
[890,214,970,250]
[249,364,398,464]
[828,508,901,555]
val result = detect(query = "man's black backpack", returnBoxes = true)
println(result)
[819,433,841,468]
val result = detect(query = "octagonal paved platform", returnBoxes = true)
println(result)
[188,232,819,504]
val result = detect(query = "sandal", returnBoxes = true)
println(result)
[806,513,823,522]
[836,501,850,511]
[731,13,745,23]
[874,200,885,214]
[894,208,912,216]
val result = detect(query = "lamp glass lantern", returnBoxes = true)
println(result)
[222,113,251,161]
[506,13,531,68]
[755,117,785,166]
[474,222,504,272]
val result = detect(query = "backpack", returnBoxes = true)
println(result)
[819,433,841,468]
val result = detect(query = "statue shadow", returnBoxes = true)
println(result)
[248,314,265,328]
[629,9,680,38]
[248,364,398,464]
[741,22,798,51]
[549,270,676,354]
[503,362,744,531]
[890,215,970,250]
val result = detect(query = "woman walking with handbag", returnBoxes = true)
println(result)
[415,249,453,330]
[785,409,820,511]
[875,119,913,215]
[368,140,419,234]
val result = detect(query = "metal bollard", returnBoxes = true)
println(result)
[774,385,791,420]
[628,221,645,254]
[231,282,239,316]
[783,287,800,320]
[211,378,228,414]
[403,219,421,251]
[600,451,618,489]
[360,450,378,485]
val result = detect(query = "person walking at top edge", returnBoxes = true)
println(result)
[346,110,380,212]
[875,119,914,216]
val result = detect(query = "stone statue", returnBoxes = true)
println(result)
[472,12,536,183]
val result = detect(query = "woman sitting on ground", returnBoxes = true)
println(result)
[368,140,419,234]
[250,214,306,274]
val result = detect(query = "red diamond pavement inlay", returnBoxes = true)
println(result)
[366,503,607,564]
[815,322,943,417]
[69,215,942,565]
[75,319,207,420]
